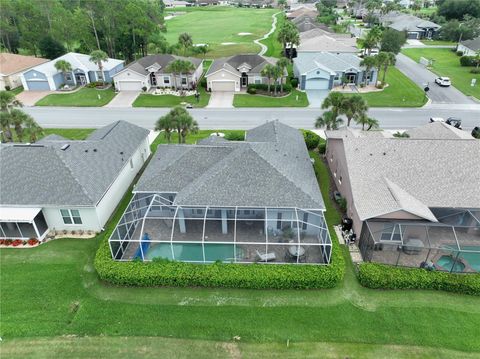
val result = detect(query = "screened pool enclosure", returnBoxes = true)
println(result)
[359,208,480,273]
[109,193,332,264]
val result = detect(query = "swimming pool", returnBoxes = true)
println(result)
[436,246,480,272]
[436,255,466,272]
[145,243,242,262]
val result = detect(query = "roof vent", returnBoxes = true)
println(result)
[85,149,88,153]
[60,144,70,151]
[93,148,97,152]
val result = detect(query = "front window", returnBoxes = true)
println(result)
[181,77,187,85]
[163,76,170,84]
[254,77,261,84]
[60,209,82,225]
[65,73,73,81]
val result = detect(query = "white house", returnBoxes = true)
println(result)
[21,52,124,91]
[457,37,480,56]
[0,121,150,240]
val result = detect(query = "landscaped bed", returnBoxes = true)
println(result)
[401,47,480,100]
[233,89,308,107]
[133,87,210,108]
[35,88,117,107]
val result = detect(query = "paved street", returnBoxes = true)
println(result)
[24,106,480,130]
[396,54,476,105]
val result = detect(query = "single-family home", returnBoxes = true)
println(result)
[287,8,318,20]
[205,54,279,92]
[297,34,358,54]
[457,36,480,56]
[293,52,378,90]
[325,123,480,273]
[112,54,203,92]
[21,52,124,91]
[163,0,191,7]
[0,53,48,90]
[0,121,150,241]
[109,120,332,265]
[380,12,440,39]
[293,15,333,33]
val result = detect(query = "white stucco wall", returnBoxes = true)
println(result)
[113,70,148,91]
[206,69,240,91]
[42,207,100,231]
[457,44,476,56]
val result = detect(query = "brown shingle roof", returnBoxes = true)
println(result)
[0,53,49,75]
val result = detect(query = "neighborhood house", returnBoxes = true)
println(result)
[0,121,150,241]
[0,53,49,90]
[109,121,332,265]
[380,12,441,39]
[21,52,124,91]
[457,36,480,57]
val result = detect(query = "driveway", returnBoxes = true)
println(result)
[105,91,140,107]
[207,91,234,108]
[306,90,329,108]
[16,91,51,106]
[396,53,475,104]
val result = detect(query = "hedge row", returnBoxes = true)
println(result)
[247,83,293,93]
[357,262,480,296]
[95,236,344,289]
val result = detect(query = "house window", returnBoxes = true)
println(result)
[254,77,261,84]
[60,209,82,225]
[181,77,187,85]
[163,76,170,84]
[65,73,73,81]
[130,158,134,169]
[334,75,339,80]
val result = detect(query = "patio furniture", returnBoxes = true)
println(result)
[403,238,424,255]
[288,245,305,257]
[256,250,276,262]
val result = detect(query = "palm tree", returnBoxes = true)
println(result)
[341,95,368,127]
[166,60,187,90]
[178,32,193,56]
[276,57,289,94]
[360,55,377,86]
[89,50,109,85]
[321,92,345,120]
[0,90,22,113]
[271,65,283,97]
[381,52,396,84]
[261,64,277,93]
[0,112,13,142]
[178,60,195,90]
[361,26,382,56]
[356,113,379,131]
[54,60,73,85]
[10,109,28,142]
[155,114,174,143]
[178,113,198,144]
[23,116,43,143]
[286,26,300,61]
[315,111,343,131]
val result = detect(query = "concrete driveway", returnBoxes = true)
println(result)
[396,53,475,104]
[207,91,234,108]
[306,90,329,108]
[105,91,140,107]
[16,91,51,106]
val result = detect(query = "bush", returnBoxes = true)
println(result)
[247,83,292,94]
[142,86,147,92]
[12,239,23,247]
[456,50,464,56]
[200,77,207,89]
[357,262,480,296]
[318,142,326,154]
[470,68,480,74]
[86,81,105,88]
[460,56,478,67]
[5,85,11,91]
[224,131,245,141]
[27,238,39,246]
[247,87,257,95]
[303,130,321,150]
[290,78,299,88]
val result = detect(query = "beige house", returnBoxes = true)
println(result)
[0,53,48,90]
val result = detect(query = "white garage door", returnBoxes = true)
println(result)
[118,81,142,91]
[211,81,235,92]
[305,78,329,90]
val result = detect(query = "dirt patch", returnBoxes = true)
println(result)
[221,42,236,45]
[220,342,242,359]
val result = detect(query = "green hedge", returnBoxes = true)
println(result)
[358,262,480,296]
[303,130,320,150]
[94,237,344,289]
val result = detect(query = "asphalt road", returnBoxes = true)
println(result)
[396,53,476,105]
[24,106,480,130]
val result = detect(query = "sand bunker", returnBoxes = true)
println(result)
[238,32,253,36]
[221,42,236,45]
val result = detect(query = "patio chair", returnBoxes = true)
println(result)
[256,250,276,262]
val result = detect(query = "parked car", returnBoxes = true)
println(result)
[435,77,451,87]
[472,126,480,139]
[429,117,462,129]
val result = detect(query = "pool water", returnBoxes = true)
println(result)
[145,243,241,262]
[436,255,466,272]
[438,246,480,272]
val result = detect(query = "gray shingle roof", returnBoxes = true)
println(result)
[331,135,480,221]
[460,36,480,52]
[381,12,440,32]
[1,121,149,207]
[406,122,474,140]
[294,52,363,74]
[206,54,277,77]
[135,121,325,209]
[297,35,358,53]
[122,54,202,76]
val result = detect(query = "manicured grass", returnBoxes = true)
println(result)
[420,40,456,46]
[2,132,480,356]
[9,86,24,95]
[163,7,276,58]
[346,67,427,107]
[233,89,309,107]
[35,88,117,107]
[10,128,94,142]
[401,48,480,100]
[150,129,245,150]
[259,12,285,58]
[132,87,210,108]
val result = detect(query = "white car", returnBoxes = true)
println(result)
[435,77,451,87]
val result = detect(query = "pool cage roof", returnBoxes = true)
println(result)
[109,193,333,264]
[365,208,480,252]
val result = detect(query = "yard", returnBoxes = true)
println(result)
[35,88,117,107]
[10,128,94,143]
[259,12,285,58]
[163,7,276,58]
[233,89,309,107]
[345,67,427,107]
[133,86,210,108]
[1,132,480,357]
[401,48,480,100]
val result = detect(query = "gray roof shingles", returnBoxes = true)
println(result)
[206,54,277,77]
[123,54,202,76]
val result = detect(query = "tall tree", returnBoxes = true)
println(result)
[380,28,406,55]
[23,115,43,143]
[89,50,109,84]
[356,113,379,131]
[360,26,382,56]
[178,32,193,56]
[315,111,343,130]
[166,60,193,90]
[10,109,28,142]
[54,60,73,85]
[380,52,396,84]
[261,64,277,93]
[321,92,345,120]
[341,95,368,127]
[276,57,289,94]
[0,90,22,113]
[0,112,13,142]
[360,55,377,86]
[39,35,66,59]
[155,114,174,143]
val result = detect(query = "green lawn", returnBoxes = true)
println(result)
[133,86,210,108]
[2,132,480,356]
[259,12,285,58]
[233,89,309,107]
[10,128,94,143]
[164,7,276,58]
[346,67,427,107]
[401,48,480,100]
[9,86,24,95]
[35,88,117,107]
[420,40,456,46]
[150,129,245,150]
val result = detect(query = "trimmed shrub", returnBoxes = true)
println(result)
[247,83,292,93]
[290,78,299,88]
[357,262,480,296]
[456,50,464,56]
[247,86,257,95]
[460,56,478,67]
[318,142,326,154]
[303,130,321,150]
[200,77,207,88]
[5,85,11,91]
[470,68,480,74]
[224,131,245,141]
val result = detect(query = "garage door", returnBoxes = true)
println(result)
[26,80,50,91]
[305,78,329,90]
[118,81,142,91]
[408,32,419,39]
[211,81,235,92]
